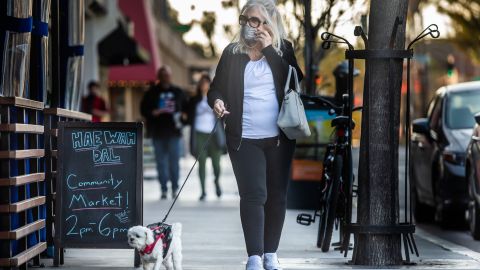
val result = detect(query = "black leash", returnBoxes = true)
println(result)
[161,116,223,223]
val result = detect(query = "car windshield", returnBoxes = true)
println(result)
[446,90,480,129]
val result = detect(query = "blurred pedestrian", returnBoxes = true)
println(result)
[81,81,108,122]
[207,0,303,269]
[140,65,187,200]
[186,74,226,201]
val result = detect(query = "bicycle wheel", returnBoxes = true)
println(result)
[340,150,353,252]
[316,149,334,248]
[316,188,327,247]
[321,155,343,252]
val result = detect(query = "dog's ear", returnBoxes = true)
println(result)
[145,228,155,245]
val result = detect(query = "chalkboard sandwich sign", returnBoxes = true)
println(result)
[55,122,143,254]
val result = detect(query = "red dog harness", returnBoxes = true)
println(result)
[140,222,173,259]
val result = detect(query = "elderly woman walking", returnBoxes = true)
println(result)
[208,0,303,269]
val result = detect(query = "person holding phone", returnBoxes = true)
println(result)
[207,0,303,269]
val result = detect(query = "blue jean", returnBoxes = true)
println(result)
[152,136,180,192]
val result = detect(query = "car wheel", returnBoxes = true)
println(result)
[433,171,451,228]
[468,167,480,239]
[469,200,480,240]
[411,185,434,223]
[409,163,434,223]
[434,200,450,228]
[434,176,465,228]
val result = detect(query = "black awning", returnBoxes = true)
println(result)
[98,21,150,66]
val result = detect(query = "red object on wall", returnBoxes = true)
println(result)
[291,159,323,181]
[108,0,161,82]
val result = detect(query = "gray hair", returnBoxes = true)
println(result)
[232,0,286,56]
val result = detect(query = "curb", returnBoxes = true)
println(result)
[416,227,480,262]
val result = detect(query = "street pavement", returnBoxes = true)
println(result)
[40,148,480,269]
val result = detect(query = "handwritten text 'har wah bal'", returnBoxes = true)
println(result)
[71,131,136,166]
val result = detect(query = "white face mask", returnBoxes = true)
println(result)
[242,25,257,43]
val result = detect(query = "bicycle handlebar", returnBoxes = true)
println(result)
[300,94,342,111]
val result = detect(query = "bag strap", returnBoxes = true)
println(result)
[291,66,301,93]
[284,65,293,94]
[284,65,301,94]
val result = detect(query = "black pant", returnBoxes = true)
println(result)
[228,136,295,256]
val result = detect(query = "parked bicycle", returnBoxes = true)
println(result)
[297,93,360,253]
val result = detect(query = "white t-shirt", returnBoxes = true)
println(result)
[195,96,216,133]
[242,57,279,139]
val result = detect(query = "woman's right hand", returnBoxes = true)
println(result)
[213,99,230,118]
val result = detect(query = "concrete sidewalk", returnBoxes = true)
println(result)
[41,156,480,269]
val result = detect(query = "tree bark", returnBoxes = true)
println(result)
[353,0,409,265]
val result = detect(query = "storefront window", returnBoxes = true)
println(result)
[64,0,85,110]
[40,0,51,103]
[68,0,84,46]
[40,0,50,22]
[65,56,84,111]
[0,0,33,97]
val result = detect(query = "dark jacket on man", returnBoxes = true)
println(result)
[207,40,303,149]
[140,83,187,138]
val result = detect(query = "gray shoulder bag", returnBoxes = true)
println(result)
[277,65,311,140]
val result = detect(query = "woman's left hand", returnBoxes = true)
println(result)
[256,29,272,49]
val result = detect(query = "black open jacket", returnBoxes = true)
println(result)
[207,40,303,149]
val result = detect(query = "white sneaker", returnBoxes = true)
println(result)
[246,255,263,270]
[263,253,282,270]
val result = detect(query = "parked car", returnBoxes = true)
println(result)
[466,112,480,238]
[410,81,480,227]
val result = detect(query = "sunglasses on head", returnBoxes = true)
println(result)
[239,15,268,28]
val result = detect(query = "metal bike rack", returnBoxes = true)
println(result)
[320,19,440,263]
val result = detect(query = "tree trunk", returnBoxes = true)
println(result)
[353,0,409,265]
[303,0,315,95]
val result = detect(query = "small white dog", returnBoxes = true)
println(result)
[128,222,182,270]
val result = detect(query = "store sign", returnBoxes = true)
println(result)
[55,122,143,248]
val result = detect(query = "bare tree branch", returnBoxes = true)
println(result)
[294,13,306,28]
[434,0,480,61]
[327,9,344,32]
[281,0,362,93]
[313,0,336,34]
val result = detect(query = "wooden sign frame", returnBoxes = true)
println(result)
[55,122,143,249]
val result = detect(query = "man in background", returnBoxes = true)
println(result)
[81,81,109,122]
[140,65,187,199]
